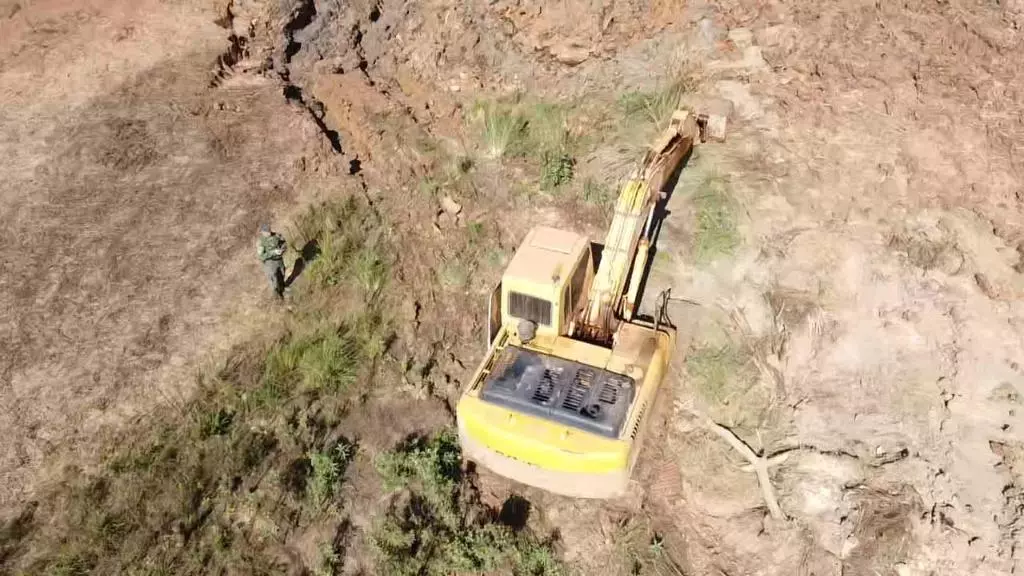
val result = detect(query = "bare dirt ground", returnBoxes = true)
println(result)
[0,0,315,507]
[2,0,1024,574]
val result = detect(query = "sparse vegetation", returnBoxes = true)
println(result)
[687,344,751,405]
[4,199,390,574]
[540,151,575,190]
[617,73,697,130]
[308,441,356,509]
[259,326,361,401]
[583,177,615,206]
[314,541,342,576]
[613,516,686,576]
[439,257,470,290]
[470,97,578,191]
[372,431,562,576]
[693,177,739,263]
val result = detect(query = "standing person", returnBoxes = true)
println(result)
[257,223,287,300]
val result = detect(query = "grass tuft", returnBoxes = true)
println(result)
[540,152,574,190]
[686,345,749,405]
[258,327,361,405]
[289,199,390,296]
[469,98,578,191]
[617,74,697,131]
[472,100,527,159]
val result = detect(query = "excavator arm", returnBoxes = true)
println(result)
[577,110,715,343]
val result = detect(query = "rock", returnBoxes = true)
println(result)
[697,17,723,50]
[727,27,754,49]
[974,272,995,298]
[549,41,591,66]
[440,195,462,215]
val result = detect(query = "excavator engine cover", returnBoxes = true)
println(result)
[480,346,635,439]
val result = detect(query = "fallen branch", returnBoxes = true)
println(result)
[705,420,788,521]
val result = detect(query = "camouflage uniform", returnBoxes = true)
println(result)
[257,229,287,299]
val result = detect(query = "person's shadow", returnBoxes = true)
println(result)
[285,239,320,287]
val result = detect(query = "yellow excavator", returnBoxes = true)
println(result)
[456,108,725,498]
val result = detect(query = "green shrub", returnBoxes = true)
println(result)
[686,345,747,404]
[259,328,361,405]
[308,441,355,509]
[540,152,574,190]
[289,199,390,295]
[618,76,693,129]
[582,178,614,206]
[372,431,562,576]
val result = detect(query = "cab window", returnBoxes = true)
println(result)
[508,292,552,326]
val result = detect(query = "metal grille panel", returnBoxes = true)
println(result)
[479,346,636,439]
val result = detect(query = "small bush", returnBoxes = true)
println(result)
[352,248,388,297]
[314,541,342,576]
[46,552,95,576]
[308,441,355,509]
[195,407,234,439]
[686,345,747,404]
[289,199,390,295]
[540,152,574,190]
[469,98,577,190]
[618,75,695,130]
[525,103,570,155]
[582,178,614,206]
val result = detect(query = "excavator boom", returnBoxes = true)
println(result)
[578,110,705,341]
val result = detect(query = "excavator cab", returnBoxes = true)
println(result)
[486,227,594,345]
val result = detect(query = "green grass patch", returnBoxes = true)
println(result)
[259,327,360,400]
[582,177,615,206]
[693,177,739,263]
[687,343,778,432]
[540,151,574,191]
[308,441,356,509]
[372,431,562,576]
[438,257,470,291]
[289,198,390,296]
